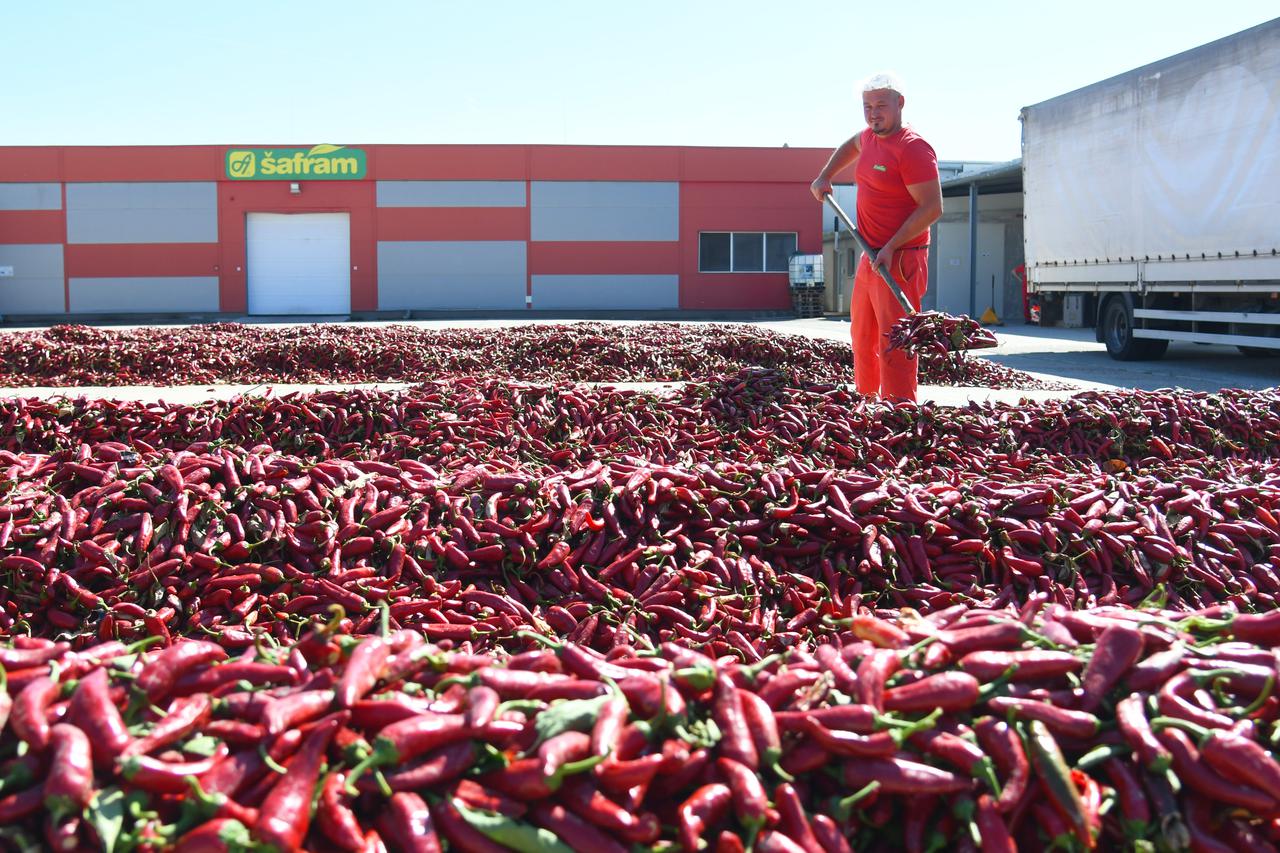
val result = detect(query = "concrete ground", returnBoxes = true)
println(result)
[1,317,1276,406]
[772,317,1280,394]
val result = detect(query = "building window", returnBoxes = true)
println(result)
[699,233,732,272]
[699,232,798,273]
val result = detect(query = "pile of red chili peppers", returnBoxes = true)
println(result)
[0,323,1063,390]
[887,311,1000,357]
[2,325,1280,850]
[3,609,1280,851]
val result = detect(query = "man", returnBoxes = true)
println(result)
[811,72,942,402]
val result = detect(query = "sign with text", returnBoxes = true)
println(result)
[225,145,366,180]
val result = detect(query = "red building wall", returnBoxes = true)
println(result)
[0,144,830,314]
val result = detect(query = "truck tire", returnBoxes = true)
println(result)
[1102,297,1168,361]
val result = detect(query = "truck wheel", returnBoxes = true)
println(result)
[1102,297,1168,361]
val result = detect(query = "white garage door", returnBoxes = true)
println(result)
[935,222,1005,317]
[247,213,351,315]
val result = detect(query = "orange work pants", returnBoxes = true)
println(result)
[850,248,928,402]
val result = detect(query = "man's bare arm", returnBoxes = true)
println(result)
[810,134,862,201]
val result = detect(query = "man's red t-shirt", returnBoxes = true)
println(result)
[854,126,939,249]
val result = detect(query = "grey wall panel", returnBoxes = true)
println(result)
[0,243,64,313]
[0,183,62,211]
[69,276,220,313]
[66,182,218,244]
[377,181,526,208]
[532,275,678,310]
[531,182,678,241]
[377,241,526,309]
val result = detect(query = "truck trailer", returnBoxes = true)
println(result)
[1021,18,1280,360]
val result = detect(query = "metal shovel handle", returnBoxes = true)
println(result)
[824,194,915,315]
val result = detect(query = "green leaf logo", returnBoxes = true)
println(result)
[308,144,345,157]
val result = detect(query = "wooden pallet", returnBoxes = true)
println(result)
[790,287,826,319]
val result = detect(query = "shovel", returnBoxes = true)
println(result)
[823,193,998,355]
[824,193,914,314]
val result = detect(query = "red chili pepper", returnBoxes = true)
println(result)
[136,640,228,701]
[11,675,59,750]
[986,696,1099,740]
[560,776,661,844]
[957,649,1081,682]
[375,792,442,853]
[173,662,299,695]
[774,781,826,853]
[464,685,501,729]
[973,794,1015,853]
[884,671,980,713]
[1157,670,1236,731]
[1158,726,1277,813]
[1101,757,1150,834]
[937,621,1025,656]
[346,712,469,787]
[348,695,439,730]
[531,802,630,853]
[712,672,759,770]
[453,779,528,818]
[255,712,345,852]
[264,689,335,736]
[1200,728,1280,797]
[119,751,225,794]
[175,818,254,853]
[715,831,747,853]
[738,687,784,770]
[477,667,573,699]
[316,768,368,845]
[539,730,593,778]
[337,635,392,707]
[856,648,901,711]
[716,756,768,834]
[372,740,476,793]
[430,799,508,853]
[802,717,898,758]
[677,783,733,853]
[756,830,813,853]
[810,814,854,853]
[67,666,132,766]
[847,614,910,649]
[43,724,93,820]
[202,719,267,748]
[124,693,213,757]
[0,642,69,669]
[841,755,970,795]
[1071,768,1103,845]
[590,694,630,759]
[1078,623,1145,712]
[595,753,665,793]
[1115,693,1172,771]
[478,756,560,800]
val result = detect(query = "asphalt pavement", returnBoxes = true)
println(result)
[766,318,1280,393]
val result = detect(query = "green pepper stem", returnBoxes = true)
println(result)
[516,630,562,650]
[1149,716,1211,742]
[836,781,882,820]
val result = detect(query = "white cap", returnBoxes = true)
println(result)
[861,72,905,96]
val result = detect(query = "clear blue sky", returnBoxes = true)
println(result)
[3,1,1275,163]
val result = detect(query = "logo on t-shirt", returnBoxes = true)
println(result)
[873,164,887,172]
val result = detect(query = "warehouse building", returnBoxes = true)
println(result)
[0,145,830,318]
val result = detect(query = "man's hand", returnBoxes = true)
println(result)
[870,245,890,272]
[810,175,833,203]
